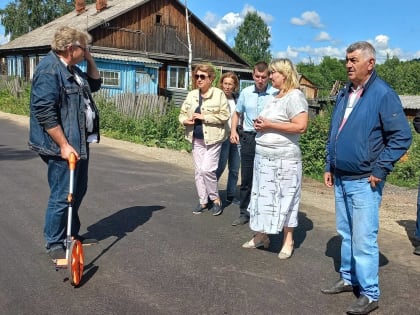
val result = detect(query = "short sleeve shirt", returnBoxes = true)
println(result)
[236,84,278,132]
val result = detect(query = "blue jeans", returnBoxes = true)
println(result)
[216,138,240,198]
[334,176,384,301]
[41,154,89,247]
[416,177,420,239]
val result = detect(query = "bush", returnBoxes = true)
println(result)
[300,104,333,181]
[0,82,418,188]
[96,96,191,152]
[300,103,419,188]
[387,124,420,188]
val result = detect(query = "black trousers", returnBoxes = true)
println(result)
[239,132,256,218]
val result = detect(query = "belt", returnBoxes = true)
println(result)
[243,131,257,135]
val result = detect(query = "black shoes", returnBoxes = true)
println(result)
[346,295,378,315]
[47,243,65,260]
[322,280,378,314]
[193,201,223,216]
[231,216,249,226]
[193,203,209,214]
[211,202,223,216]
[321,279,354,294]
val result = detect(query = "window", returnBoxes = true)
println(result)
[240,80,254,91]
[6,56,24,77]
[99,70,120,87]
[167,66,187,89]
[155,14,162,24]
[29,56,37,80]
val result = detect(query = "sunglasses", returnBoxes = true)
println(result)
[194,74,209,80]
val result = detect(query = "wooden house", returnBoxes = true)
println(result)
[399,95,420,119]
[298,74,317,100]
[0,0,251,104]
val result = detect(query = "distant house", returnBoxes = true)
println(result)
[299,74,318,100]
[399,95,420,119]
[0,0,251,104]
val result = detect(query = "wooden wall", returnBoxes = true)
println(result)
[90,0,242,64]
[299,75,317,100]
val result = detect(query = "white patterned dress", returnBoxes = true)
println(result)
[248,89,308,234]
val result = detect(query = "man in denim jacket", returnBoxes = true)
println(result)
[29,26,101,260]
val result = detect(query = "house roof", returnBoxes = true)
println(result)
[0,0,249,68]
[399,95,420,110]
[0,0,150,51]
[92,52,162,67]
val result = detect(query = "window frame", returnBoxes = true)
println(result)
[99,69,121,88]
[167,66,188,90]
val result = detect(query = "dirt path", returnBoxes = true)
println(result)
[2,111,417,239]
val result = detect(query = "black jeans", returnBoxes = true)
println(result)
[239,131,256,218]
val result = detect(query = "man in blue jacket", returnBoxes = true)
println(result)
[29,26,101,260]
[321,41,412,315]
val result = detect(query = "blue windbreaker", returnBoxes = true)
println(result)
[325,70,412,180]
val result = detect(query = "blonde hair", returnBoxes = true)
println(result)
[51,26,91,52]
[269,58,300,92]
[218,71,239,92]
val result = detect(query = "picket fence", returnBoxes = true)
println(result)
[95,90,170,119]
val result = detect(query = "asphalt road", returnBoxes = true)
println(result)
[0,115,419,315]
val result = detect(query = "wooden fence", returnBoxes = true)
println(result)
[0,75,26,97]
[94,90,170,119]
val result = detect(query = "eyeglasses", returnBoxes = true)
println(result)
[74,44,89,52]
[194,74,209,80]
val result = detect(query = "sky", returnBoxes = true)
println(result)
[0,0,419,65]
[188,0,420,64]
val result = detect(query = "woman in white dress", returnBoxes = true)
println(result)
[242,58,309,259]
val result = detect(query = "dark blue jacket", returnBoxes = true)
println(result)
[325,70,412,180]
[28,51,101,159]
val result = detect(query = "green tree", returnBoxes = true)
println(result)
[233,11,271,65]
[0,0,95,40]
[377,58,420,95]
[376,56,400,91]
[297,57,346,97]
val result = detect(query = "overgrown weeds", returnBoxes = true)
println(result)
[0,83,418,188]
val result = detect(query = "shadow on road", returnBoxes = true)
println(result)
[397,219,418,246]
[325,235,389,273]
[0,144,38,161]
[76,205,164,286]
[268,211,314,252]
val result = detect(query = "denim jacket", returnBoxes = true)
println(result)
[29,51,101,159]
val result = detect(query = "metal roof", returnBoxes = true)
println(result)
[0,0,149,50]
[399,95,420,110]
[92,52,162,67]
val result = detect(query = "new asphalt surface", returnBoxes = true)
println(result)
[0,113,419,315]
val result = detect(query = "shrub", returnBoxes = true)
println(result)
[96,97,191,151]
[300,104,333,181]
[0,82,418,188]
